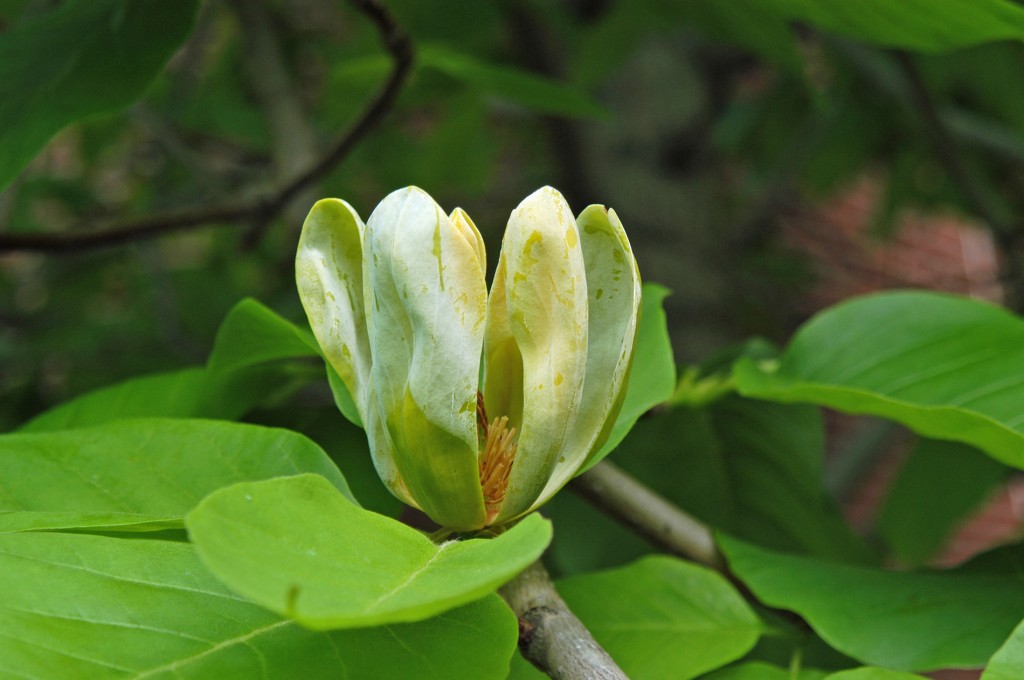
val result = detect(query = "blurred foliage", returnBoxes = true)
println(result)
[3,0,1024,435]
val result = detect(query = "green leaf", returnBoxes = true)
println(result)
[206,297,362,427]
[761,0,1024,53]
[19,366,305,433]
[719,535,1024,671]
[878,438,1008,565]
[507,653,547,680]
[704,662,828,680]
[556,556,761,679]
[20,299,335,434]
[419,43,606,119]
[615,396,872,562]
[0,0,198,190]
[827,669,928,680]
[735,292,1024,469]
[0,419,351,533]
[983,617,1024,680]
[582,283,676,471]
[19,369,220,432]
[0,532,517,679]
[206,298,319,374]
[186,474,552,629]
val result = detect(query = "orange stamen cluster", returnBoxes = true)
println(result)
[476,392,518,524]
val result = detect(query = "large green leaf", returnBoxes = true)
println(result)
[761,0,1024,53]
[735,292,1024,469]
[0,532,516,679]
[827,670,928,680]
[0,0,198,190]
[19,369,217,432]
[19,298,345,433]
[0,419,351,533]
[582,283,676,471]
[878,438,1008,565]
[614,396,871,562]
[720,535,1024,671]
[18,366,307,433]
[706,664,927,680]
[186,474,552,629]
[982,617,1024,680]
[704,662,828,680]
[556,556,761,679]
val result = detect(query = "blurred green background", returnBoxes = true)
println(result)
[3,0,1024,433]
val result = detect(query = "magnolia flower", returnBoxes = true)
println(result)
[296,187,640,531]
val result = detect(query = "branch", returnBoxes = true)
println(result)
[570,461,725,571]
[0,0,413,254]
[499,560,629,680]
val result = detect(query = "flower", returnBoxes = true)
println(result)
[296,187,640,531]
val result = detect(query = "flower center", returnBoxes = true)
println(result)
[476,392,517,524]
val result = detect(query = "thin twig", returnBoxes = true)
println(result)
[0,0,413,254]
[499,560,629,680]
[570,461,725,571]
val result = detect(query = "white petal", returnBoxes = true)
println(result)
[535,205,641,505]
[364,187,487,529]
[484,187,589,523]
[296,199,371,421]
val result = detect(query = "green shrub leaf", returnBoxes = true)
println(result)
[556,555,761,679]
[982,617,1024,680]
[0,419,350,533]
[720,535,1024,671]
[704,662,828,679]
[613,396,872,562]
[762,0,1024,53]
[735,292,1024,469]
[878,438,1008,565]
[0,0,198,190]
[0,532,515,679]
[186,474,552,629]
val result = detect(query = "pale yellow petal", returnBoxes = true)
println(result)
[295,198,371,421]
[364,187,487,530]
[534,205,642,506]
[449,207,486,274]
[484,186,588,523]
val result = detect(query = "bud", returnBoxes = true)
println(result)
[296,187,640,531]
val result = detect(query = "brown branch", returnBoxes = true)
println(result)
[570,461,725,571]
[499,560,629,680]
[0,0,413,254]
